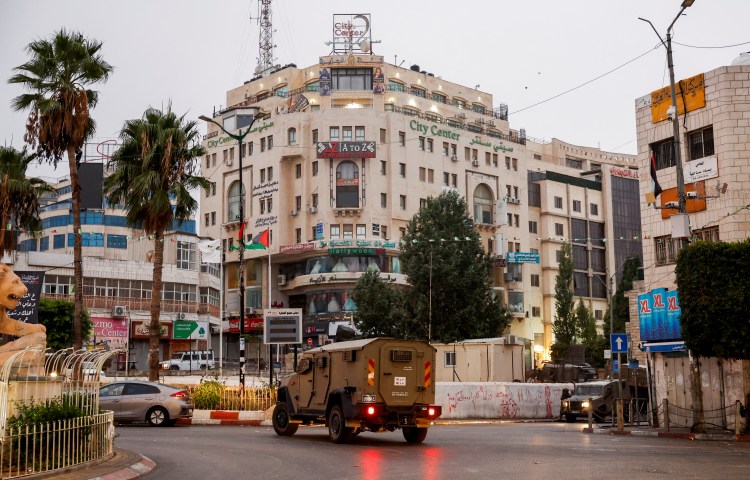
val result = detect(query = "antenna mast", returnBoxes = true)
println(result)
[257,0,275,73]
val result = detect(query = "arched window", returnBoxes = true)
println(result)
[288,127,297,145]
[227,181,244,222]
[335,161,359,208]
[473,184,494,224]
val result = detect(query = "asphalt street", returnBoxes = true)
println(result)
[113,422,750,480]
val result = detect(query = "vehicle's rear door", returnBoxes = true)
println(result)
[99,383,125,416]
[119,383,160,421]
[379,342,421,407]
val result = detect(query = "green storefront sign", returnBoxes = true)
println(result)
[173,320,208,340]
[328,247,384,256]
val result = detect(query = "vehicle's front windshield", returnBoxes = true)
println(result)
[574,385,604,396]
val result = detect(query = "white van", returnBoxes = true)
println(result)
[160,350,215,371]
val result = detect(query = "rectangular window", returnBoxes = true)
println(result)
[39,236,49,251]
[464,147,471,161]
[247,142,253,156]
[356,224,366,239]
[267,198,272,212]
[295,163,302,179]
[399,163,406,177]
[428,169,434,183]
[419,167,426,182]
[692,226,719,242]
[688,125,714,160]
[443,142,449,156]
[380,160,386,175]
[505,156,511,169]
[176,241,197,270]
[260,169,266,183]
[380,128,386,144]
[343,126,352,141]
[268,136,273,150]
[331,67,373,90]
[399,131,405,146]
[260,138,266,152]
[267,166,273,181]
[312,161,319,176]
[312,129,318,144]
[554,196,563,209]
[295,228,302,244]
[260,199,266,214]
[532,306,541,317]
[343,224,353,239]
[651,137,676,170]
[451,174,457,187]
[382,226,388,239]
[529,221,538,234]
[444,351,456,367]
[514,214,519,227]
[450,144,457,157]
[53,234,65,249]
[381,193,387,208]
[512,158,518,171]
[573,200,581,212]
[330,225,340,240]
[443,172,449,186]
[418,136,425,151]
[400,195,406,210]
[531,274,540,287]
[590,203,599,216]
[566,157,583,169]
[507,213,513,226]
[594,310,603,320]
[355,126,365,141]
[427,138,433,152]
[330,126,340,141]
[211,212,216,225]
[295,196,302,211]
[655,235,688,265]
[555,223,564,236]
[312,193,318,208]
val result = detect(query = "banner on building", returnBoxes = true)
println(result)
[7,271,44,325]
[91,317,128,350]
[638,288,681,342]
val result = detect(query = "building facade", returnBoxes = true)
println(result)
[632,63,750,420]
[201,46,639,365]
[8,148,220,370]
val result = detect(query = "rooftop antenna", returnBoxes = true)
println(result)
[255,0,276,74]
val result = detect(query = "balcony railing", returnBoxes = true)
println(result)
[42,293,220,318]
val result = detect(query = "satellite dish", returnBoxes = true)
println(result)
[359,40,371,53]
[254,66,262,74]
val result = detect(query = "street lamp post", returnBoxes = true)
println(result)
[639,0,696,215]
[200,107,265,388]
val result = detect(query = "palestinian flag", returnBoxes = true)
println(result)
[645,151,663,204]
[248,229,269,250]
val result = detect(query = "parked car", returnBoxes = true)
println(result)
[160,350,215,371]
[99,381,193,426]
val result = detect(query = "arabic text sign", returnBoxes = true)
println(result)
[91,317,128,350]
[316,142,376,159]
[264,308,302,345]
[173,321,208,340]
[506,252,540,264]
[7,271,44,324]
[685,156,718,182]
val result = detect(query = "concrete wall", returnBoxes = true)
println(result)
[436,382,573,420]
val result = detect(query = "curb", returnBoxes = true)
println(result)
[583,426,750,442]
[177,410,271,427]
[88,453,156,480]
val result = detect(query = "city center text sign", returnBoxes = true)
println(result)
[264,308,303,345]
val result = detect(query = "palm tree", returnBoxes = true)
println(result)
[9,29,113,349]
[0,146,54,256]
[105,104,208,381]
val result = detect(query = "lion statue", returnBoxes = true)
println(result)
[0,264,46,368]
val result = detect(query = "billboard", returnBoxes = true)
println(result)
[651,73,705,123]
[264,308,302,345]
[316,142,376,159]
[638,289,681,342]
[7,271,44,324]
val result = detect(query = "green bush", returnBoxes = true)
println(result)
[192,381,223,409]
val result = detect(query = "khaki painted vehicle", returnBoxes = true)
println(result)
[561,379,630,422]
[272,338,442,443]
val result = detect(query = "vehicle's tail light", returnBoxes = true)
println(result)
[428,407,437,417]
[170,391,187,398]
[366,406,376,416]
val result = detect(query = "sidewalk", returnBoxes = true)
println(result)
[582,422,750,442]
[29,448,156,480]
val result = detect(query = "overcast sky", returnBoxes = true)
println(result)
[2,0,748,179]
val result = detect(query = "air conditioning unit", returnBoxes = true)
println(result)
[472,159,480,167]
[225,159,233,166]
[177,312,187,320]
[309,207,317,214]
[245,307,254,315]
[508,197,521,205]
[290,209,298,216]
[451,155,458,162]
[277,274,287,286]
[488,120,496,127]
[112,305,127,317]
[505,334,518,344]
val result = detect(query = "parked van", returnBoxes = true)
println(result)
[160,350,215,371]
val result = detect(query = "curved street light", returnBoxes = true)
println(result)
[200,107,266,388]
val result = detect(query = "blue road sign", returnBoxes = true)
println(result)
[611,333,628,354]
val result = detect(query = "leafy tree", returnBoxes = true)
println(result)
[352,271,412,337]
[552,242,575,360]
[575,300,598,347]
[675,240,750,359]
[0,146,53,255]
[105,104,208,381]
[604,256,642,336]
[38,298,92,350]
[9,29,113,350]
[399,190,510,343]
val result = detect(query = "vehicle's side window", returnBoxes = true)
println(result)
[297,357,312,374]
[101,384,124,396]
[124,384,159,395]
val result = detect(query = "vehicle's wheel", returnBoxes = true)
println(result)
[327,405,353,443]
[170,365,179,371]
[147,407,169,427]
[402,427,428,443]
[565,414,577,423]
[272,402,298,436]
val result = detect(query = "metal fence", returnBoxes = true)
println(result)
[1,412,114,478]
[0,347,122,478]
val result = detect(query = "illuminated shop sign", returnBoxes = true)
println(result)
[316,141,376,159]
[328,248,385,256]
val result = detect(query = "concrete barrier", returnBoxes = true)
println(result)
[436,382,574,420]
